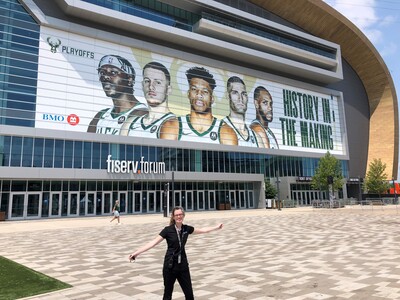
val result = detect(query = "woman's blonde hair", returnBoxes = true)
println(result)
[169,206,185,225]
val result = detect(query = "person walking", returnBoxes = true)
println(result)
[110,199,121,225]
[128,206,223,299]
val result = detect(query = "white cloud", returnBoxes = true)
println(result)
[380,42,398,58]
[324,0,378,31]
[380,15,396,27]
[364,28,382,45]
[323,1,385,45]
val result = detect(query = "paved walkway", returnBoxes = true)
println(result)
[1,206,400,299]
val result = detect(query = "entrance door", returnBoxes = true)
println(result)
[61,193,68,216]
[147,191,156,213]
[247,191,254,208]
[103,192,112,215]
[68,193,79,216]
[96,193,102,215]
[197,191,205,210]
[239,191,246,208]
[229,190,236,209]
[174,191,181,207]
[50,193,61,217]
[119,192,127,214]
[133,191,141,213]
[185,191,193,211]
[10,193,25,219]
[86,192,96,216]
[27,193,41,218]
[9,192,42,220]
[208,191,216,210]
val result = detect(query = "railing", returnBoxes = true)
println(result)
[282,200,296,208]
[343,198,399,212]
[312,199,342,209]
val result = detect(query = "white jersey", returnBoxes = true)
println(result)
[95,103,148,135]
[127,112,175,139]
[251,119,279,149]
[178,115,221,144]
[223,116,258,147]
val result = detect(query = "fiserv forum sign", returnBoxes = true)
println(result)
[36,26,347,156]
[106,155,165,174]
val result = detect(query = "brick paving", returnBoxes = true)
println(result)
[1,205,400,299]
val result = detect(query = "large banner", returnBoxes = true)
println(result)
[36,27,346,155]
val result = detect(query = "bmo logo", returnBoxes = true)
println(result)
[42,113,80,126]
[67,114,79,126]
[42,114,64,122]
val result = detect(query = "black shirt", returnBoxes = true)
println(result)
[159,224,194,266]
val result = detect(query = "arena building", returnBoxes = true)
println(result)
[0,0,397,220]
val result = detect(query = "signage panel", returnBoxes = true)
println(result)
[36,27,347,155]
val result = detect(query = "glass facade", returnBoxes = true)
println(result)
[0,178,256,218]
[0,134,349,177]
[0,0,40,127]
[82,0,199,30]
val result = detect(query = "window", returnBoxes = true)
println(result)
[74,141,83,169]
[54,140,64,168]
[64,140,73,168]
[22,137,33,167]
[44,139,54,168]
[10,136,22,166]
[33,138,44,167]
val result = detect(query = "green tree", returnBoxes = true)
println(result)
[311,152,343,192]
[264,179,277,199]
[364,158,390,194]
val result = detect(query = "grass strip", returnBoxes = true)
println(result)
[0,256,71,300]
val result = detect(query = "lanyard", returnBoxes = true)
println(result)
[175,225,182,264]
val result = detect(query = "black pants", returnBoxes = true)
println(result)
[162,263,194,300]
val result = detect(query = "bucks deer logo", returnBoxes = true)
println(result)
[47,37,61,53]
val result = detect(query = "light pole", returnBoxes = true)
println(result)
[392,177,397,204]
[327,175,333,208]
[163,182,169,217]
[171,170,175,211]
[276,170,281,210]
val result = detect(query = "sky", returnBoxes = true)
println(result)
[324,0,400,177]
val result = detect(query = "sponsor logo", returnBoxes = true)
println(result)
[42,114,64,122]
[46,36,95,59]
[61,46,95,59]
[118,116,126,125]
[47,37,61,53]
[210,131,218,141]
[67,114,80,126]
[42,113,80,126]
[150,125,158,133]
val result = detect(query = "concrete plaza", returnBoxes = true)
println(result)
[1,205,400,299]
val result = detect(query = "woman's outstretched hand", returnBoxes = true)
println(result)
[129,254,136,262]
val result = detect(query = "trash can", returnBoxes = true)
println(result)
[265,199,272,209]
[0,211,5,221]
